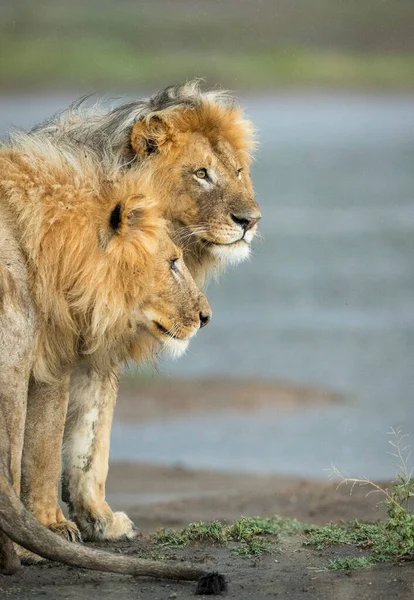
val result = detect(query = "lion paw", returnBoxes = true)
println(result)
[75,508,137,542]
[16,519,81,564]
[48,520,82,543]
[15,545,44,565]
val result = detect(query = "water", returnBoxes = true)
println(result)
[1,92,414,478]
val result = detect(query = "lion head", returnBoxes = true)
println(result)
[79,177,212,364]
[34,81,261,285]
[129,98,261,282]
[103,180,212,361]
[137,233,211,360]
[0,142,211,380]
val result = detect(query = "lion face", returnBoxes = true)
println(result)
[130,103,261,280]
[163,133,260,267]
[139,234,212,359]
[105,189,212,361]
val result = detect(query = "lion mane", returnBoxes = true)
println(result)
[32,80,258,286]
[32,80,255,170]
[0,134,163,382]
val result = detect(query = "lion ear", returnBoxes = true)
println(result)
[109,194,145,235]
[130,116,172,158]
[109,201,123,232]
[106,194,162,253]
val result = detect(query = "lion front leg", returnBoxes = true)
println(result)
[62,362,136,542]
[20,374,81,548]
[0,367,30,575]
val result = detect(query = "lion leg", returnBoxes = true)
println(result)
[62,362,136,541]
[0,371,30,500]
[20,374,81,550]
[0,254,35,569]
[0,380,25,576]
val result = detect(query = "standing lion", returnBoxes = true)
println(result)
[24,80,261,543]
[0,131,233,593]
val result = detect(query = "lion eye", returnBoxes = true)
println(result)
[195,168,208,179]
[170,258,179,272]
[236,168,243,179]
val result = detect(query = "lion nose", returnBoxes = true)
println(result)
[231,213,261,232]
[199,310,212,328]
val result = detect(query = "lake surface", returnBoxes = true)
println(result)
[1,92,414,478]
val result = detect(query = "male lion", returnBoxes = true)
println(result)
[27,81,261,542]
[0,133,230,593]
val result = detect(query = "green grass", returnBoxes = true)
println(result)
[228,516,303,539]
[152,516,304,558]
[153,520,228,547]
[3,0,414,90]
[328,556,375,571]
[231,538,272,558]
[150,512,413,566]
[1,34,413,91]
[305,520,402,565]
[150,490,414,568]
[304,430,414,571]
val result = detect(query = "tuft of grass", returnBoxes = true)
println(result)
[328,556,375,571]
[231,538,272,558]
[153,516,304,558]
[154,520,227,547]
[307,428,414,570]
[305,520,401,564]
[228,516,303,540]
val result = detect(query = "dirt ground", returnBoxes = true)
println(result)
[116,377,342,422]
[3,465,413,600]
[2,470,413,600]
[106,462,386,532]
[1,379,413,599]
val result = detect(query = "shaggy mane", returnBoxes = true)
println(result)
[31,80,255,169]
[0,133,163,382]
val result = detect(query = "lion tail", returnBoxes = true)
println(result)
[0,478,226,595]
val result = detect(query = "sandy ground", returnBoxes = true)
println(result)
[116,377,342,422]
[1,379,413,599]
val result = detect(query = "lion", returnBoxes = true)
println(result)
[0,134,229,593]
[24,81,261,542]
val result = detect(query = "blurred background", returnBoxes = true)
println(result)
[1,1,414,507]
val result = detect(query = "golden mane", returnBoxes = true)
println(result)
[32,80,255,169]
[0,136,164,382]
[27,82,258,289]
[131,102,255,163]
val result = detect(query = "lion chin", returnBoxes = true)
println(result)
[209,239,251,267]
[158,337,190,360]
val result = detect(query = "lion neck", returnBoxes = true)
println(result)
[182,242,219,289]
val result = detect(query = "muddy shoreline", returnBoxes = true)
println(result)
[2,380,412,598]
[2,463,413,599]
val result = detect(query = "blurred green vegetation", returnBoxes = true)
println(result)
[1,0,414,91]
